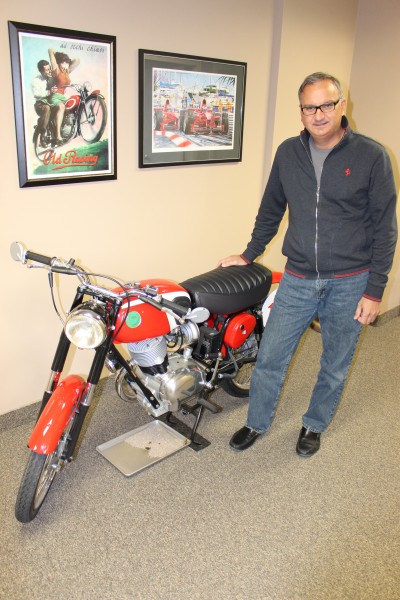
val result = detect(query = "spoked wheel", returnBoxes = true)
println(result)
[79,96,107,143]
[15,417,75,523]
[220,333,258,397]
[33,127,54,162]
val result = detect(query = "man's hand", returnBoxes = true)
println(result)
[354,297,381,325]
[216,255,247,268]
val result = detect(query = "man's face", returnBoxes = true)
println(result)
[40,63,52,78]
[300,80,346,146]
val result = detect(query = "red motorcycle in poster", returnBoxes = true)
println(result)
[10,242,281,523]
[33,82,107,162]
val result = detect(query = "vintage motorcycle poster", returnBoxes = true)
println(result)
[8,22,116,187]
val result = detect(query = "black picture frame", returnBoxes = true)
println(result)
[139,49,246,168]
[8,21,116,187]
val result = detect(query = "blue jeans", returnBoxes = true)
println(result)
[247,271,368,434]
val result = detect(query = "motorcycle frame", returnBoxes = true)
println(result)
[29,284,266,457]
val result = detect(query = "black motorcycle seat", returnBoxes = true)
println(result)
[180,263,272,315]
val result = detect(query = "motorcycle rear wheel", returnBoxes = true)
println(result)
[33,126,52,162]
[220,333,258,398]
[220,358,256,397]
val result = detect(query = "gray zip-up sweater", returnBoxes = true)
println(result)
[242,118,398,301]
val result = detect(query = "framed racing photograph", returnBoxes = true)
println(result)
[8,21,116,187]
[139,49,246,168]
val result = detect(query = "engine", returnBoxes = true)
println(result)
[122,323,206,417]
[60,113,75,139]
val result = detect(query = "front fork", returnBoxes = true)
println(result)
[37,290,85,418]
[32,289,114,459]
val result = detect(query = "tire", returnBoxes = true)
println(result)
[178,110,186,131]
[33,126,53,163]
[221,112,229,135]
[154,110,163,131]
[184,111,195,134]
[79,96,107,143]
[15,415,76,523]
[220,333,258,397]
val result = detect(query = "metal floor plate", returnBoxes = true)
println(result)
[97,420,190,477]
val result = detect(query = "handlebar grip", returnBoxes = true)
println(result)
[140,295,188,318]
[25,250,54,266]
[160,297,189,316]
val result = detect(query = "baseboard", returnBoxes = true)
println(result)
[0,401,40,433]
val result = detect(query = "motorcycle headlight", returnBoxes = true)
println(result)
[65,303,108,349]
[83,81,92,93]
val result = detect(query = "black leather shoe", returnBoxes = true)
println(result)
[296,427,321,457]
[229,426,261,451]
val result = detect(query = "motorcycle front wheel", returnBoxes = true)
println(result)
[79,96,107,143]
[15,416,76,523]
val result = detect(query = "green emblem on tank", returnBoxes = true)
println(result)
[126,311,141,328]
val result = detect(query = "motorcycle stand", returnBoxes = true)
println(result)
[161,391,221,451]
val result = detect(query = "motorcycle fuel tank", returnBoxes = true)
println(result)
[113,279,191,343]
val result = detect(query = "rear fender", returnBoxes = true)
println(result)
[28,375,86,454]
[261,271,283,325]
[271,271,283,284]
[262,288,278,326]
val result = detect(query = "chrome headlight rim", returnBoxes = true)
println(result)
[64,302,108,349]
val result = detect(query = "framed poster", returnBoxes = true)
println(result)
[8,21,116,187]
[139,49,246,168]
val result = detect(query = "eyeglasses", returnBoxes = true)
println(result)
[300,98,342,116]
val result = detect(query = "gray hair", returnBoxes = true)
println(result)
[298,72,343,102]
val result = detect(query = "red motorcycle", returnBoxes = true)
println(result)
[11,242,281,522]
[33,82,107,162]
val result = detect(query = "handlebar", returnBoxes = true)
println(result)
[139,293,188,318]
[10,242,190,321]
[10,242,209,324]
[25,250,54,266]
[11,242,78,274]
[11,242,67,267]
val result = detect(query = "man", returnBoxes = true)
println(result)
[218,72,397,457]
[31,60,64,147]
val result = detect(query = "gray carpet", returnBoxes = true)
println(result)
[1,319,399,600]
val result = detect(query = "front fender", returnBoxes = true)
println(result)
[28,375,86,454]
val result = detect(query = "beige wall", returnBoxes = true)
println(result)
[348,0,400,313]
[1,0,398,415]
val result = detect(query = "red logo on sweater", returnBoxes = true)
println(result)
[345,168,351,176]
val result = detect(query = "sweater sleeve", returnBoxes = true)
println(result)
[242,150,288,263]
[363,147,398,300]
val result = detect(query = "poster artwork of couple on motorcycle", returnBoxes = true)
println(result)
[16,28,112,182]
